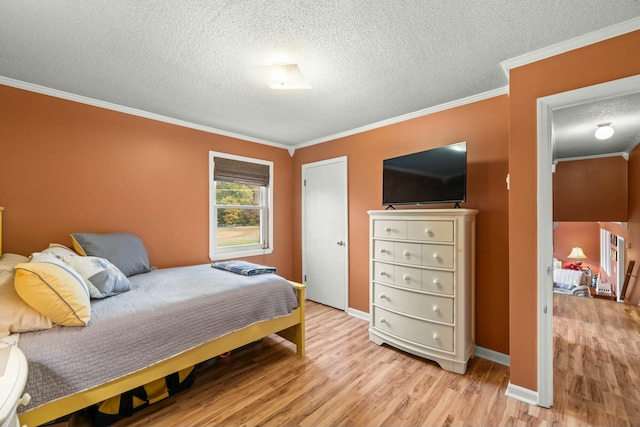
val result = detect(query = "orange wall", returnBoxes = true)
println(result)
[509,30,640,391]
[0,85,294,277]
[3,29,638,397]
[553,157,628,221]
[292,95,511,354]
[552,222,600,272]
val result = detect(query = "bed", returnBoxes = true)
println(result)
[0,208,306,427]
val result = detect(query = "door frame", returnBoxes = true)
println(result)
[301,156,349,310]
[617,236,626,302]
[536,73,640,407]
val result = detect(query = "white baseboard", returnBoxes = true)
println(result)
[474,346,510,366]
[346,307,370,321]
[505,382,538,405]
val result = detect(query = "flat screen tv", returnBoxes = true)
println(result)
[382,141,467,207]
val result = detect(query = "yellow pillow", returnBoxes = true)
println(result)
[14,253,91,327]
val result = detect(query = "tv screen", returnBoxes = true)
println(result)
[383,142,467,206]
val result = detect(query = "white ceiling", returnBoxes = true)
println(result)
[1,1,640,149]
[552,92,640,162]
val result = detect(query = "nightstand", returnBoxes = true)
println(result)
[0,346,30,427]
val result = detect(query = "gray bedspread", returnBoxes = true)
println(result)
[17,264,298,413]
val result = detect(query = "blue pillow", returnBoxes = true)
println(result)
[71,232,152,277]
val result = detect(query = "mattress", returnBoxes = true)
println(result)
[17,264,298,413]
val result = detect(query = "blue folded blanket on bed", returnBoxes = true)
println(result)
[211,260,277,276]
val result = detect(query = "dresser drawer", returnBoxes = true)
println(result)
[407,220,454,243]
[421,269,455,295]
[373,240,395,262]
[373,307,454,352]
[373,262,395,285]
[374,284,454,323]
[374,220,406,239]
[394,265,422,289]
[394,242,422,266]
[421,244,454,269]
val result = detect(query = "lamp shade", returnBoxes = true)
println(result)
[568,247,587,260]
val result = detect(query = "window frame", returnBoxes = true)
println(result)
[209,151,273,261]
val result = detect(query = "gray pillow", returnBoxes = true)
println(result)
[71,232,152,277]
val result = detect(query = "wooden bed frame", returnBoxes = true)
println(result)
[0,208,306,427]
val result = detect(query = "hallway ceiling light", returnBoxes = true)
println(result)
[258,63,311,90]
[594,122,614,140]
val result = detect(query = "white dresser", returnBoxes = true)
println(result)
[368,209,477,374]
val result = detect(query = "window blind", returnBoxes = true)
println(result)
[213,157,270,187]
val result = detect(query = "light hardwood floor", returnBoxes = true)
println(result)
[104,297,640,427]
[553,293,640,426]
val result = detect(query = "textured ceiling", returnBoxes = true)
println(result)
[1,1,640,148]
[552,93,640,161]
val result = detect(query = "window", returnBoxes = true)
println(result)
[209,151,273,260]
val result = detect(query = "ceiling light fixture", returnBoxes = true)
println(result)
[257,63,311,90]
[594,122,614,140]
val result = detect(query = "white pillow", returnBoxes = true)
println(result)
[63,255,131,298]
[0,253,29,272]
[0,253,53,337]
[41,243,79,259]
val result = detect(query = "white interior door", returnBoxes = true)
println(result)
[302,156,348,310]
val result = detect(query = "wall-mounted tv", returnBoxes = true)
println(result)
[382,141,467,207]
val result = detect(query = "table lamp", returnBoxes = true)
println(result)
[568,247,587,266]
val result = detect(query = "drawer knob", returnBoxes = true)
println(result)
[379,271,387,276]
[433,279,441,288]
[433,253,441,262]
[385,227,391,232]
[380,317,386,324]
[432,333,440,340]
[432,305,440,312]
[425,228,434,237]
[403,250,410,257]
[379,248,386,254]
[380,293,387,300]
[403,274,410,281]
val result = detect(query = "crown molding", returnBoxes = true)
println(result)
[0,76,290,150]
[1,74,506,153]
[554,151,629,163]
[294,86,509,150]
[501,16,640,79]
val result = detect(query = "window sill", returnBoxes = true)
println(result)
[210,247,273,261]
